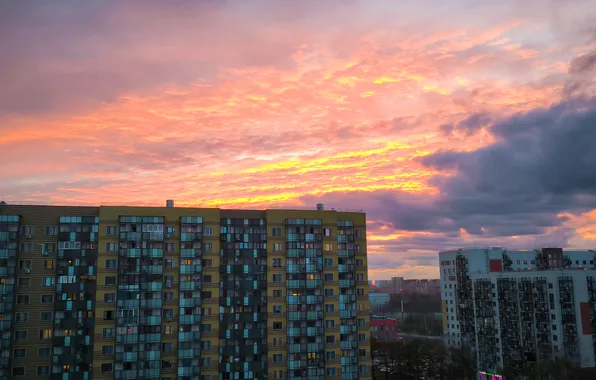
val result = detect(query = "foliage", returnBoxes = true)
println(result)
[500,358,596,380]
[371,338,476,380]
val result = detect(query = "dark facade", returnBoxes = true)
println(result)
[219,211,268,379]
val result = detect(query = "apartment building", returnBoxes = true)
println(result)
[0,202,371,380]
[439,247,596,374]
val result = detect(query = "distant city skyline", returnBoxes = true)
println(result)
[1,1,596,280]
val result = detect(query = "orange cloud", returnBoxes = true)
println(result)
[1,1,595,279]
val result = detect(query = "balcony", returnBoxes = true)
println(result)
[338,250,355,258]
[339,279,356,288]
[179,314,201,325]
[180,298,201,308]
[180,264,202,275]
[340,340,357,350]
[141,265,163,275]
[180,248,201,258]
[338,264,355,273]
[145,248,163,258]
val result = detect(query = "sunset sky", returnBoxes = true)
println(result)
[2,0,596,280]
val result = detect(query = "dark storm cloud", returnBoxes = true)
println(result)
[440,112,495,136]
[419,97,596,236]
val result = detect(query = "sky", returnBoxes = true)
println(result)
[1,0,596,280]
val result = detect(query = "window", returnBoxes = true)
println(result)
[325,288,334,297]
[38,347,51,357]
[273,305,282,314]
[37,366,50,376]
[201,307,212,316]
[17,295,30,304]
[326,335,335,343]
[16,312,28,323]
[45,226,57,236]
[100,363,113,373]
[326,368,336,376]
[324,228,332,237]
[356,230,363,238]
[272,258,282,267]
[359,365,368,374]
[41,295,54,304]
[273,290,282,298]
[272,227,282,236]
[201,340,212,349]
[324,258,333,267]
[161,343,174,353]
[273,354,283,363]
[103,310,114,320]
[12,367,25,377]
[165,259,175,268]
[202,323,212,333]
[273,337,283,347]
[358,318,366,327]
[358,333,366,342]
[203,258,213,268]
[166,225,176,234]
[165,243,175,253]
[104,276,116,285]
[102,345,114,355]
[356,259,363,267]
[201,358,211,366]
[21,225,34,236]
[13,348,26,358]
[324,243,333,252]
[41,277,54,287]
[102,328,115,338]
[43,260,54,269]
[17,277,30,287]
[203,227,213,236]
[359,349,367,357]
[39,329,52,340]
[163,292,175,301]
[273,322,283,330]
[43,242,57,254]
[19,242,33,253]
[18,260,31,269]
[273,243,282,252]
[105,259,117,269]
[272,274,282,283]
[107,226,118,235]
[324,273,334,282]
[325,304,334,312]
[326,320,335,328]
[201,291,212,299]
[106,242,117,252]
[40,312,53,322]
[326,351,336,360]
[203,275,212,283]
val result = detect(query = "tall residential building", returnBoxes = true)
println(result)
[0,203,371,380]
[440,247,596,374]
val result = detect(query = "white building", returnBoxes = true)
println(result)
[439,247,596,373]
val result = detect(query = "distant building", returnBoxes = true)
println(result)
[440,247,596,374]
[370,316,401,342]
[373,277,441,295]
[368,291,390,312]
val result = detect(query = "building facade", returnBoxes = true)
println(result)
[370,316,400,343]
[440,247,596,373]
[0,203,371,380]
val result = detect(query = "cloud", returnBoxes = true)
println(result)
[416,98,596,236]
[2,0,596,279]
